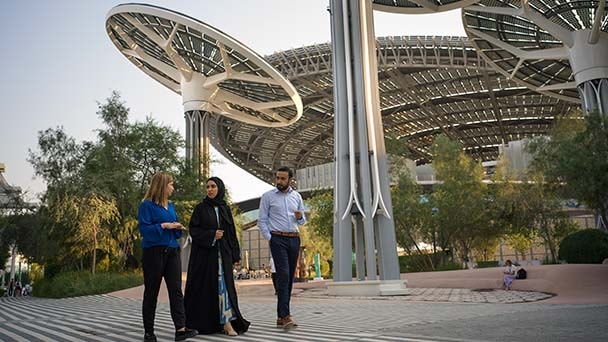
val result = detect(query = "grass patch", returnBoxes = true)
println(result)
[33,271,143,298]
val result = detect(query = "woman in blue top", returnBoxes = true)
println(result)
[138,171,197,342]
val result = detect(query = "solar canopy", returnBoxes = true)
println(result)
[106,4,302,127]
[463,0,608,103]
[372,0,480,13]
[208,36,577,183]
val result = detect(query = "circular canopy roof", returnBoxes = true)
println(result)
[463,0,608,103]
[372,0,480,13]
[208,36,577,183]
[106,4,302,127]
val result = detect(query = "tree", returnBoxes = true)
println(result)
[489,156,535,260]
[504,232,536,260]
[128,116,183,195]
[528,110,608,231]
[49,193,120,274]
[391,168,435,270]
[306,190,333,242]
[27,91,189,273]
[431,135,494,265]
[85,93,184,269]
[172,159,205,202]
[521,171,570,263]
[303,190,334,269]
[27,126,88,192]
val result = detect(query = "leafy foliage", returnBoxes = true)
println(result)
[33,271,143,298]
[48,193,120,274]
[528,110,608,230]
[431,135,494,264]
[559,229,608,263]
[303,190,334,275]
[391,168,435,270]
[24,91,201,276]
[306,189,333,241]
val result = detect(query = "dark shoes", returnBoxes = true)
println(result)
[145,328,197,341]
[143,332,157,342]
[175,328,198,341]
[277,315,298,329]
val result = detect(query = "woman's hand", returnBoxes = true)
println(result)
[162,222,187,230]
[214,230,224,240]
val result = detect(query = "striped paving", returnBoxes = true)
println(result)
[0,295,501,342]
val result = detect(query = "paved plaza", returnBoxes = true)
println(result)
[0,276,606,342]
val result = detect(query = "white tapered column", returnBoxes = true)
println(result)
[184,110,210,181]
[329,0,401,286]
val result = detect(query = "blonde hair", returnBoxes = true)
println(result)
[143,172,173,207]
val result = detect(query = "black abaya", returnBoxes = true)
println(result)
[184,201,250,334]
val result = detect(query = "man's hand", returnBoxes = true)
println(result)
[215,230,224,240]
[294,210,303,220]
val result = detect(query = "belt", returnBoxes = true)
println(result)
[271,231,299,237]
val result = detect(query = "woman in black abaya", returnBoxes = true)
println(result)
[184,177,250,336]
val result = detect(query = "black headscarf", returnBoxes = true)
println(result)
[203,176,233,226]
[203,176,226,206]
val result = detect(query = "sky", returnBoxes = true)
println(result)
[0,0,465,203]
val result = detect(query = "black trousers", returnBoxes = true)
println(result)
[142,246,185,333]
[269,235,300,318]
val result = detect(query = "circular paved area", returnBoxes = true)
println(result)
[296,286,554,303]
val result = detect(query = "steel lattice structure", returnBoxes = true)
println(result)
[210,36,577,183]
[463,0,608,112]
[106,4,302,127]
[372,0,480,13]
[106,3,303,179]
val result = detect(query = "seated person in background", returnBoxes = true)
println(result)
[502,259,517,290]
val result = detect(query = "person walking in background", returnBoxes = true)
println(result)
[258,166,306,329]
[502,259,517,290]
[7,279,14,297]
[184,177,250,337]
[269,256,278,295]
[138,171,198,342]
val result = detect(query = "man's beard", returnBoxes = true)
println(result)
[276,183,289,191]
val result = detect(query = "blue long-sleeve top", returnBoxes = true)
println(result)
[138,199,182,248]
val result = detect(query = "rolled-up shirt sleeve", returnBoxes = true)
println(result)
[297,194,306,225]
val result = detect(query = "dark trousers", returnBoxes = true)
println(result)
[271,273,278,295]
[269,235,300,318]
[142,246,185,333]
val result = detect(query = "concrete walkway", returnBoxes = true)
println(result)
[110,264,608,305]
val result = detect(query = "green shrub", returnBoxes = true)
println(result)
[320,260,331,277]
[398,254,436,273]
[434,261,461,271]
[398,253,453,273]
[33,271,143,298]
[559,229,608,263]
[0,287,4,297]
[476,261,499,268]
